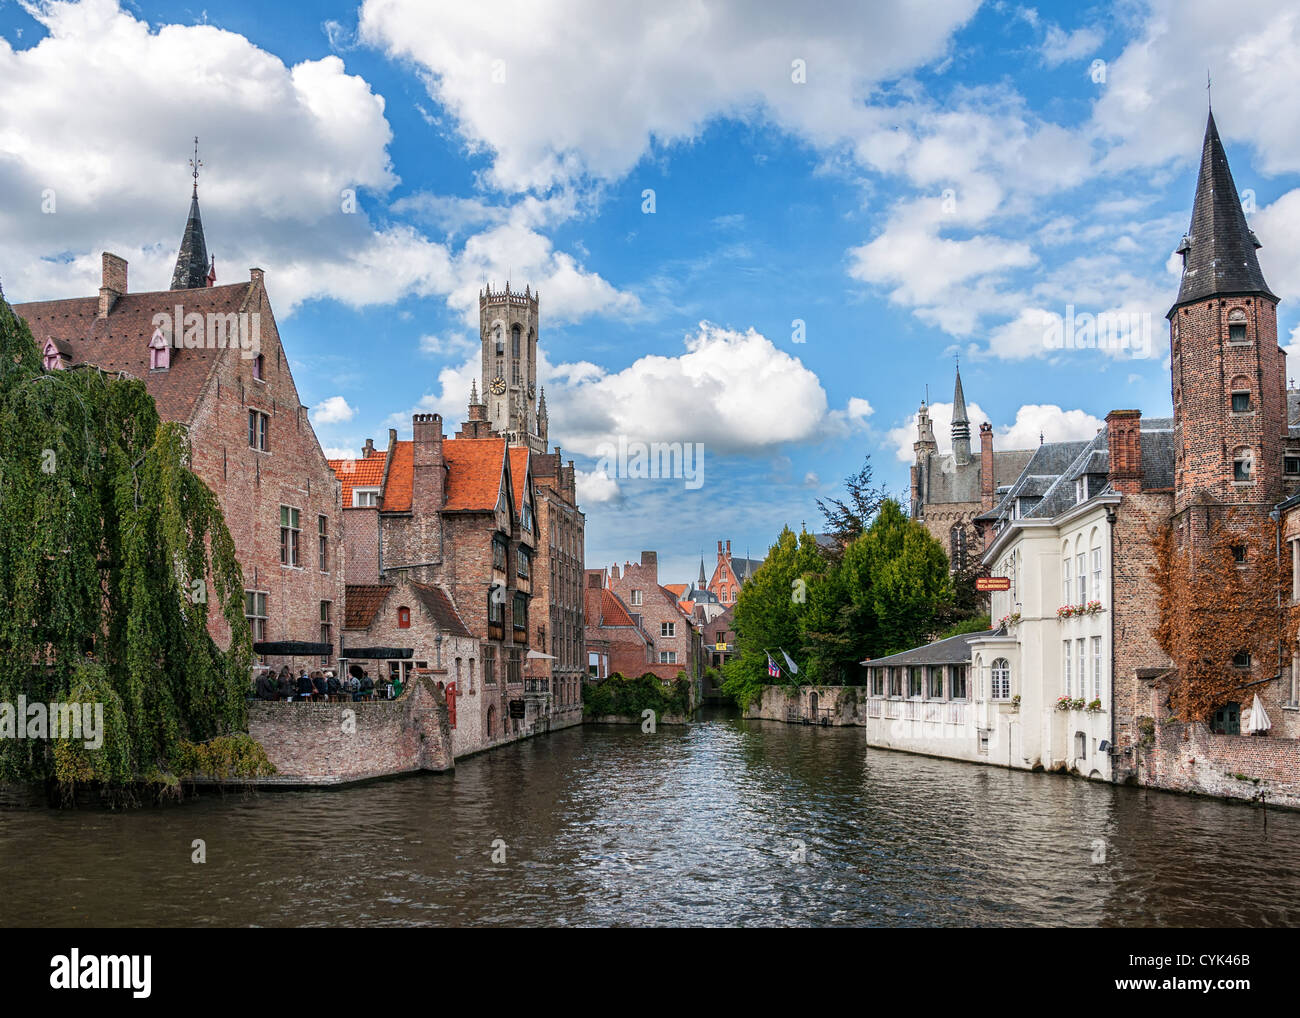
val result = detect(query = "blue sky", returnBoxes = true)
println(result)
[3,0,1300,584]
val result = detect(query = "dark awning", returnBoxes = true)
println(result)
[253,641,333,656]
[341,647,414,660]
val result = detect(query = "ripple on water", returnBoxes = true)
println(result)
[2,716,1299,926]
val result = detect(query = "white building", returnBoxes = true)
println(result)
[864,419,1174,780]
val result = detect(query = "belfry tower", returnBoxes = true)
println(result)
[479,282,545,453]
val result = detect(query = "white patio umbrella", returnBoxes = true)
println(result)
[1246,693,1272,734]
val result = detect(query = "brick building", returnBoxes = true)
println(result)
[583,571,653,679]
[16,186,344,669]
[707,540,763,606]
[329,400,540,742]
[601,552,702,680]
[340,576,483,758]
[910,368,1035,566]
[530,446,586,728]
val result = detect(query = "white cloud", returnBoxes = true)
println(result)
[394,322,838,457]
[323,445,359,460]
[846,397,875,420]
[312,395,356,424]
[1040,24,1104,67]
[0,0,631,326]
[359,0,981,191]
[575,468,621,505]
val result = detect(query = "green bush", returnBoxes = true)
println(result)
[583,672,691,721]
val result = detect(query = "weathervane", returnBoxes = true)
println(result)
[189,136,202,197]
[1206,69,1212,111]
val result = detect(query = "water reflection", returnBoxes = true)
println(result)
[1,713,1296,927]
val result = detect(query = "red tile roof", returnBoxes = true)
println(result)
[14,283,255,424]
[442,437,507,511]
[600,588,637,627]
[663,583,688,598]
[328,450,387,508]
[344,584,393,629]
[409,581,472,638]
[383,440,414,512]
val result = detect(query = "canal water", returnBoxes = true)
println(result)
[2,711,1297,927]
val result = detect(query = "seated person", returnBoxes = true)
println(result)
[276,667,293,699]
[326,672,341,696]
[296,671,314,699]
[347,673,362,700]
[312,671,329,697]
[255,671,278,701]
[358,672,375,699]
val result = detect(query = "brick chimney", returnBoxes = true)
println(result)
[412,413,445,512]
[98,253,127,318]
[979,421,995,511]
[362,438,375,457]
[1106,410,1143,493]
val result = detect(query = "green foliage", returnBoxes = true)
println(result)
[721,526,823,708]
[172,734,275,780]
[724,499,956,701]
[0,284,254,797]
[933,615,992,641]
[583,672,691,721]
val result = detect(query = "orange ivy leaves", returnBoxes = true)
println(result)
[1151,511,1286,723]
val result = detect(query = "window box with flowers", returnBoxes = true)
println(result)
[998,612,1022,629]
[1082,600,1104,616]
[1056,605,1078,620]
[1085,699,1103,713]
[1055,696,1087,712]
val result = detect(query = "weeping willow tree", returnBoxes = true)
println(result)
[0,283,270,799]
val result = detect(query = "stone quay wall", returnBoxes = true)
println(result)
[246,671,454,786]
[743,685,866,727]
[1137,718,1300,810]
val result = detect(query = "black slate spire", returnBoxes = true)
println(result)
[1171,111,1274,311]
[951,362,971,465]
[170,193,210,291]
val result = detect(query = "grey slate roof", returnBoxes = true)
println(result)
[1171,112,1274,310]
[862,629,993,668]
[731,556,763,581]
[980,418,1174,525]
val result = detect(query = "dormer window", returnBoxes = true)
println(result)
[148,328,170,371]
[352,487,379,508]
[1076,478,1086,504]
[42,338,66,371]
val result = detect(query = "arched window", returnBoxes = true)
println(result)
[397,606,411,629]
[1233,447,1254,483]
[494,325,504,356]
[991,658,1010,700]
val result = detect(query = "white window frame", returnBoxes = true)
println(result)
[660,621,675,638]
[352,487,380,508]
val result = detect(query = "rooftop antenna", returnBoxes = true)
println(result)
[189,136,202,198]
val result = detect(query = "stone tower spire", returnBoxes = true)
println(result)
[170,140,210,291]
[698,555,708,588]
[1171,111,1274,311]
[952,363,971,466]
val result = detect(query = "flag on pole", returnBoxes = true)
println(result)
[780,648,799,676]
[766,654,781,678]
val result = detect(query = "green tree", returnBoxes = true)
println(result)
[721,526,822,709]
[0,282,264,798]
[858,500,953,655]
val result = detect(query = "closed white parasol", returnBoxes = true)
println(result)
[1245,693,1272,734]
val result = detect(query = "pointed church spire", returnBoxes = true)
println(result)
[537,386,548,419]
[1171,111,1274,311]
[698,555,707,588]
[470,379,480,405]
[952,361,972,466]
[170,138,210,291]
